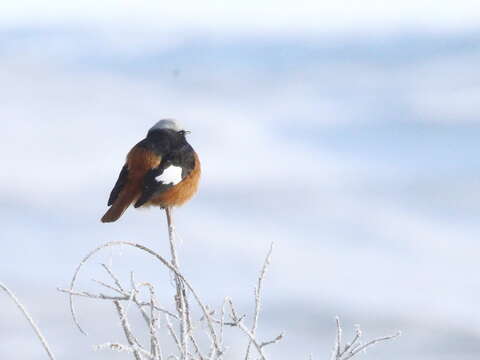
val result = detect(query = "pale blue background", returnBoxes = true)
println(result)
[1,2,480,359]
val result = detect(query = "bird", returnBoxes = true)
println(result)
[101,119,201,223]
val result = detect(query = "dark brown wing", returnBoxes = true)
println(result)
[107,165,128,206]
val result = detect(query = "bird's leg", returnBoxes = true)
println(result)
[165,207,188,359]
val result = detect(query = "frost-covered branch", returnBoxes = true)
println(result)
[245,242,274,360]
[59,237,286,360]
[114,300,144,360]
[0,207,395,360]
[329,317,401,360]
[165,207,191,360]
[0,282,57,360]
[0,235,401,360]
[58,236,400,360]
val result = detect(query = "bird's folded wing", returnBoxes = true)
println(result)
[134,166,176,207]
[107,165,128,206]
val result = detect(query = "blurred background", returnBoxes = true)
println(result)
[1,1,479,359]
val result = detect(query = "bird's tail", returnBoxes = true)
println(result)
[101,185,139,223]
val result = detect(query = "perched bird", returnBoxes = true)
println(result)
[101,119,201,223]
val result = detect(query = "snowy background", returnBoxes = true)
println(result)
[1,1,480,359]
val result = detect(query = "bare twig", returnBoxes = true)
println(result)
[92,278,125,295]
[137,302,179,319]
[147,287,162,360]
[114,300,143,360]
[260,333,284,348]
[165,207,189,360]
[132,278,163,360]
[129,273,152,324]
[331,317,401,360]
[335,317,342,359]
[166,313,182,354]
[58,288,130,300]
[95,342,156,359]
[0,282,57,360]
[227,298,282,360]
[345,324,362,355]
[64,240,221,354]
[245,242,274,360]
[59,237,400,360]
[219,298,227,351]
[346,332,401,359]
[95,342,133,352]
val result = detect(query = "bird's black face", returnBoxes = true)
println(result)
[177,130,191,137]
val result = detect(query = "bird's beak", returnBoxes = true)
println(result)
[185,130,191,134]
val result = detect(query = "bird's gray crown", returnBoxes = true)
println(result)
[150,119,183,132]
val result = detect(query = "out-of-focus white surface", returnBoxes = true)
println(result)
[3,0,480,34]
[1,2,480,359]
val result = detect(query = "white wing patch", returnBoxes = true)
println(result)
[156,165,183,186]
